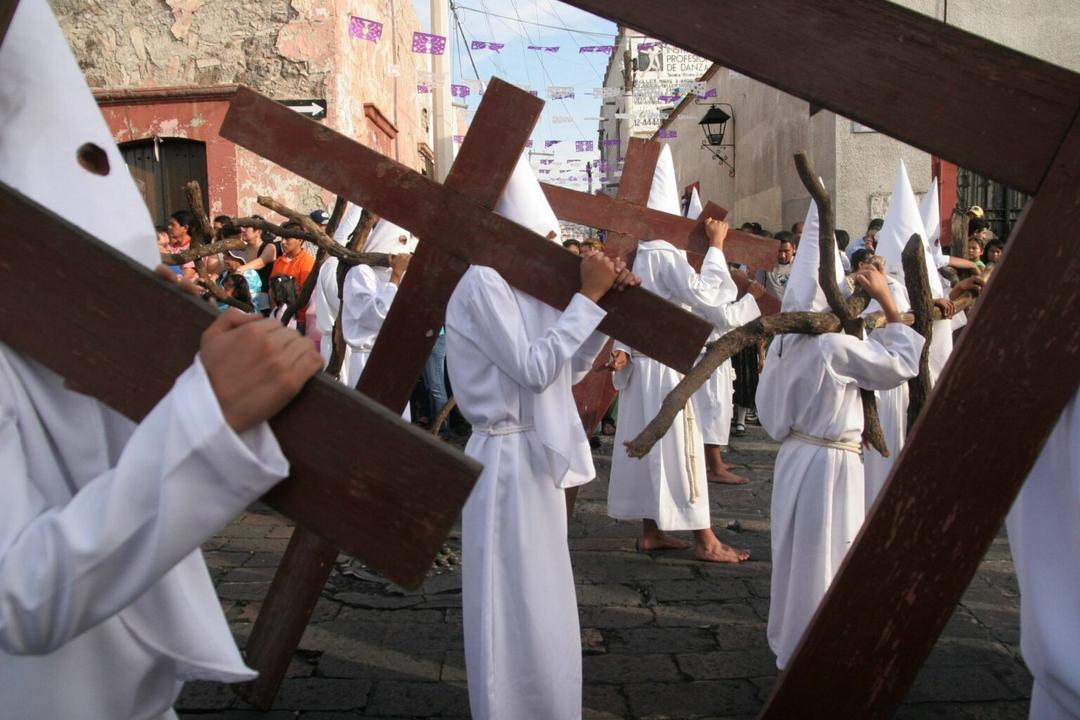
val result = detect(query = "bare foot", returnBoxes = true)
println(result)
[707,469,749,485]
[695,540,751,563]
[638,531,691,552]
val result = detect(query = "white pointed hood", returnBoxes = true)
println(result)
[877,160,943,297]
[781,198,845,313]
[495,153,563,243]
[362,218,418,255]
[646,144,682,218]
[332,203,364,245]
[919,179,941,249]
[685,186,704,221]
[0,0,158,269]
[0,0,257,686]
[490,153,595,489]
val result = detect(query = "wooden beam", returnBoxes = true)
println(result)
[220,84,711,373]
[761,118,1080,718]
[0,180,481,587]
[541,182,778,271]
[240,79,541,708]
[557,0,1080,194]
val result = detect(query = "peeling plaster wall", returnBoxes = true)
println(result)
[55,0,433,219]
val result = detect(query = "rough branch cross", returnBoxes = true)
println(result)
[559,0,1080,716]
[218,78,727,706]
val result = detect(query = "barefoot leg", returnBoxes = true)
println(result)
[693,528,750,563]
[638,519,691,551]
[564,486,580,528]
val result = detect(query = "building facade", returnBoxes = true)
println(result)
[597,1,1080,243]
[56,0,438,224]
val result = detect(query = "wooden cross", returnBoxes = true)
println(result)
[557,0,1080,716]
[0,179,482,610]
[218,79,724,706]
[539,141,780,437]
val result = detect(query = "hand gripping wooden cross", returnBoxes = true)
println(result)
[558,0,1080,716]
[539,139,780,451]
[218,78,723,706]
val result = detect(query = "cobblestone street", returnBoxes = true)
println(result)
[180,424,1032,719]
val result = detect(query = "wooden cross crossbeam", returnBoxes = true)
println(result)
[220,84,712,373]
[223,79,724,707]
[558,0,1080,716]
[0,180,481,584]
[540,182,778,272]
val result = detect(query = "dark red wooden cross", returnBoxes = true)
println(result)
[219,79,724,706]
[559,0,1080,716]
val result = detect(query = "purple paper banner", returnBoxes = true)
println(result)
[658,94,680,103]
[451,84,470,98]
[544,140,561,148]
[411,31,446,55]
[639,41,665,51]
[539,169,551,174]
[579,45,614,54]
[349,16,383,43]
[700,88,718,99]
[547,86,575,100]
[416,83,431,94]
[525,140,533,148]
[453,135,465,143]
[527,45,560,52]
[540,159,555,165]
[575,140,594,152]
[603,139,620,146]
[658,129,677,139]
[470,40,504,53]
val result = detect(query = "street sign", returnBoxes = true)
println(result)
[278,99,327,119]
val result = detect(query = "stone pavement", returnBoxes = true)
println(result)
[179,424,1032,719]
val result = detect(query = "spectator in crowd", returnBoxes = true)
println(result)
[983,238,1004,267]
[790,221,804,244]
[236,217,278,314]
[270,223,316,333]
[268,274,299,329]
[834,229,852,272]
[223,250,263,305]
[967,236,986,270]
[755,231,797,301]
[164,210,198,281]
[563,239,582,255]
[310,209,330,228]
[846,217,883,260]
[221,272,253,311]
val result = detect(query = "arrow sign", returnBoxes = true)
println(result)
[278,99,327,119]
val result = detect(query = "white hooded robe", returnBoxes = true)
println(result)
[756,199,923,670]
[0,1,290,717]
[445,157,609,720]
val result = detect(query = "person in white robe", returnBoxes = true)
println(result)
[608,146,760,562]
[756,198,924,670]
[0,2,322,717]
[1006,393,1080,720]
[865,162,960,510]
[685,187,756,485]
[341,218,416,407]
[446,155,635,720]
[313,202,364,384]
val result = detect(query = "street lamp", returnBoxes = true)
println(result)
[699,103,735,177]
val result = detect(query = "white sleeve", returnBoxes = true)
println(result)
[461,270,607,394]
[663,247,738,311]
[571,330,611,383]
[702,293,761,333]
[314,258,340,334]
[341,265,397,350]
[0,358,287,655]
[822,323,925,391]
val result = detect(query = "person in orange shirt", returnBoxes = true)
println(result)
[270,232,315,333]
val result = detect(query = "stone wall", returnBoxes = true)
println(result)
[54,0,435,218]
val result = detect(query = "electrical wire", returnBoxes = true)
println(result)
[449,0,483,81]
[453,4,613,38]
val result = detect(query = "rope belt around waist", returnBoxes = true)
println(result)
[471,422,534,437]
[788,429,863,456]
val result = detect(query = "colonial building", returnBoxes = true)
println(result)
[56,0,439,224]
[598,1,1080,243]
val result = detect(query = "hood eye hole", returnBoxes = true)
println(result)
[77,143,110,176]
